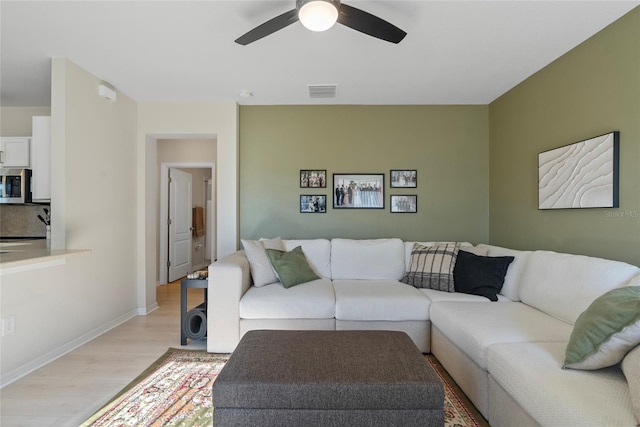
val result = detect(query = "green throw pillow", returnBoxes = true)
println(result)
[564,286,640,370]
[266,246,320,288]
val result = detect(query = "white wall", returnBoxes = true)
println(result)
[0,62,240,385]
[0,58,138,384]
[137,103,239,311]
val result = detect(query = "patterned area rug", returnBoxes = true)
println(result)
[81,348,489,427]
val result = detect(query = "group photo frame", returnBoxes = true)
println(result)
[300,170,327,188]
[390,195,417,213]
[300,195,327,213]
[390,170,417,188]
[333,173,385,209]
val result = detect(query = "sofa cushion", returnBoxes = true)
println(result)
[519,251,640,324]
[430,301,573,369]
[453,250,514,301]
[241,237,284,287]
[331,238,405,280]
[401,243,460,291]
[283,239,332,279]
[266,246,321,289]
[239,278,335,319]
[621,345,640,424]
[334,280,431,321]
[564,286,640,370]
[419,288,512,303]
[488,342,637,427]
[477,244,532,302]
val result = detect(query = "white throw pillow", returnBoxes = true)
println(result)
[241,237,284,287]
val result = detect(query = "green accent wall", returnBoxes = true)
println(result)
[240,105,489,243]
[489,7,640,265]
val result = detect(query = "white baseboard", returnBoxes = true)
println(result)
[138,302,159,315]
[0,309,138,388]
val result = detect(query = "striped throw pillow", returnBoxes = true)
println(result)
[401,243,461,291]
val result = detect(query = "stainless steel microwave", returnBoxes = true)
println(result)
[0,168,32,204]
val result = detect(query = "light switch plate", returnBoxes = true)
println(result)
[2,316,16,336]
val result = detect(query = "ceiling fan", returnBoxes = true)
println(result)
[235,0,407,45]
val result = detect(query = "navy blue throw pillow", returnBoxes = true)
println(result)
[453,250,514,301]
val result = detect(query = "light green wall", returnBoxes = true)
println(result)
[489,7,640,265]
[240,105,489,243]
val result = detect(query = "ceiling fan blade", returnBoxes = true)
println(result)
[235,9,299,45]
[337,3,406,44]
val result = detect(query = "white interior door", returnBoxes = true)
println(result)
[168,168,192,282]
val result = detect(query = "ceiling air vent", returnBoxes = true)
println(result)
[308,84,338,99]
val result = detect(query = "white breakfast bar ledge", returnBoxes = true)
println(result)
[0,239,90,276]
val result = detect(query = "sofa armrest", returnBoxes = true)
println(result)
[207,250,251,353]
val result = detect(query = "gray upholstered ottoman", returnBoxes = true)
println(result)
[212,330,444,427]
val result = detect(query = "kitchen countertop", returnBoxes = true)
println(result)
[0,239,91,274]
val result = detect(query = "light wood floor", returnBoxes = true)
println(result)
[0,280,207,427]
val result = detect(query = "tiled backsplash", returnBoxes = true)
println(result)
[0,204,50,238]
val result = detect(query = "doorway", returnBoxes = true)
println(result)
[159,162,215,285]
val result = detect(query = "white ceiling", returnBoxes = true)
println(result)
[2,1,639,107]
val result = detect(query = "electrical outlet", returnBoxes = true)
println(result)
[2,316,16,336]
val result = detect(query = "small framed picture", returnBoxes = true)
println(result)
[390,170,417,188]
[390,195,417,213]
[300,195,327,213]
[300,170,327,188]
[333,173,385,209]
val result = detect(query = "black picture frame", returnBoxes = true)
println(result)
[300,195,327,213]
[391,195,417,213]
[390,170,417,188]
[333,173,385,209]
[300,170,327,188]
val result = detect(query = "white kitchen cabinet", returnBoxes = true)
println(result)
[31,116,51,201]
[0,137,30,167]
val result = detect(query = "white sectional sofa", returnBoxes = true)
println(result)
[207,238,640,426]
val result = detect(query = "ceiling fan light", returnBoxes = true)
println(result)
[299,0,339,32]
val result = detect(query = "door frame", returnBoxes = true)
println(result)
[159,161,215,285]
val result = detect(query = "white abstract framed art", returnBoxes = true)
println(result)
[538,131,619,209]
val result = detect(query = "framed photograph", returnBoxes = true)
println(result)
[300,170,327,188]
[538,131,619,209]
[390,170,417,188]
[300,195,327,213]
[391,195,417,213]
[333,174,384,209]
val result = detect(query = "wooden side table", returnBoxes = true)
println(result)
[180,277,208,345]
